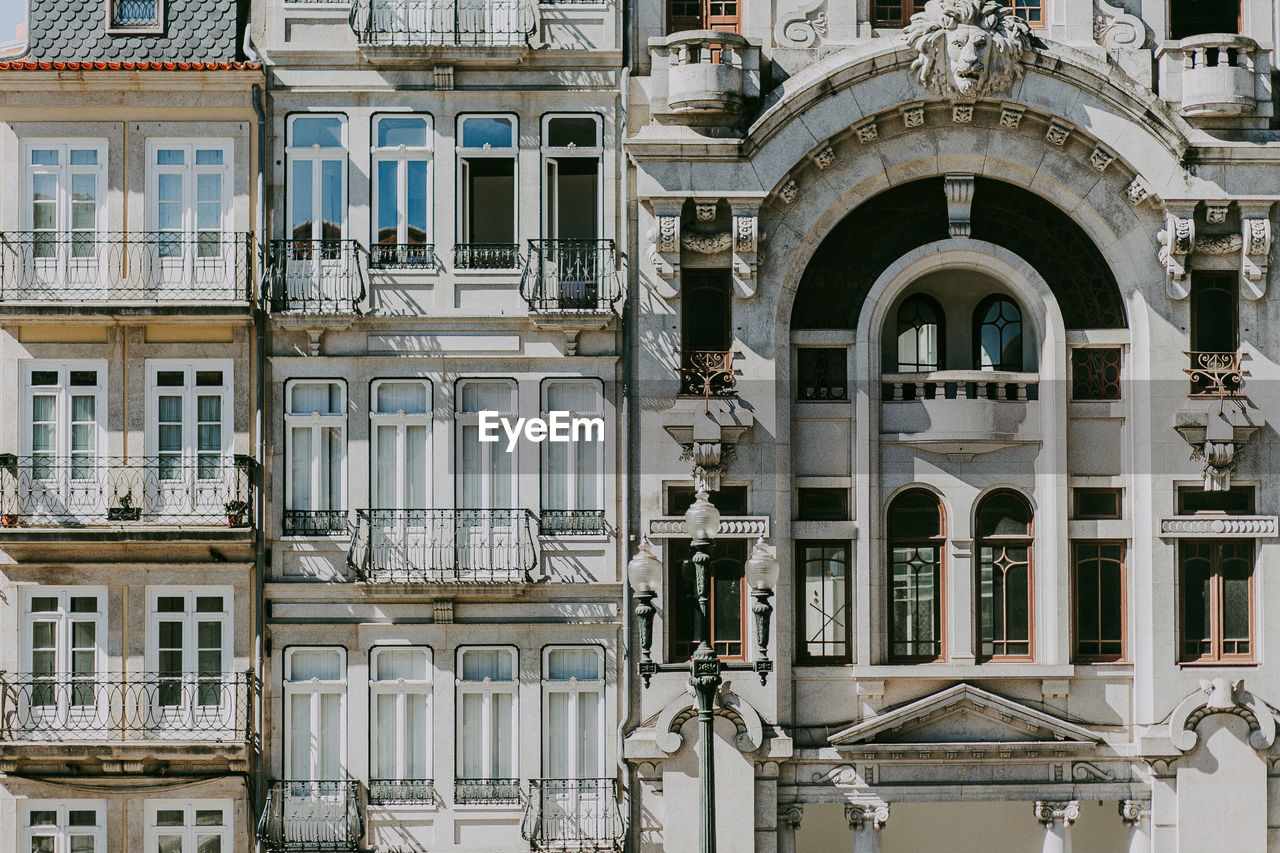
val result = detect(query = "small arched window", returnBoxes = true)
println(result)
[974,296,1023,372]
[895,294,944,373]
[888,490,944,661]
[976,491,1033,660]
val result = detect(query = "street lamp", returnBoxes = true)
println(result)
[629,490,777,853]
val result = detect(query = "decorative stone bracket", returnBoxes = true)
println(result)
[646,198,764,297]
[1169,678,1277,752]
[1158,210,1194,295]
[650,204,682,286]
[944,173,975,238]
[1241,214,1271,298]
[731,205,761,296]
[1173,397,1262,492]
[679,440,735,493]
[1160,203,1273,299]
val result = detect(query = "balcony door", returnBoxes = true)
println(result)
[20,588,107,739]
[456,380,519,580]
[370,380,433,580]
[19,362,107,523]
[146,589,234,736]
[667,0,738,33]
[286,116,349,306]
[284,648,349,846]
[542,116,602,307]
[145,140,233,300]
[20,140,107,300]
[145,362,234,522]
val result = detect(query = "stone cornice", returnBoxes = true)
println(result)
[1159,515,1278,537]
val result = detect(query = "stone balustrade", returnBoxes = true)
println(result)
[647,30,761,120]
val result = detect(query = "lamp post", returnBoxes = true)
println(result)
[629,490,777,853]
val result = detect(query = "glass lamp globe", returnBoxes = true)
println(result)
[628,538,663,593]
[744,537,780,591]
[683,490,721,540]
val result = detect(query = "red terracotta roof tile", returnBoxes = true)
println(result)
[0,60,260,71]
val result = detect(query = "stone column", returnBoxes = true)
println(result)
[777,804,803,853]
[1119,800,1151,853]
[1034,801,1080,853]
[845,803,889,853]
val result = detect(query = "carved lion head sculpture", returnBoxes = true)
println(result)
[904,0,1033,99]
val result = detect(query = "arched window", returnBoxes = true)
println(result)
[976,491,1033,660]
[888,490,944,661]
[974,296,1023,372]
[895,294,944,373]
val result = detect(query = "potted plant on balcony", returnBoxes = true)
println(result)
[1,511,18,528]
[225,499,250,528]
[107,491,141,522]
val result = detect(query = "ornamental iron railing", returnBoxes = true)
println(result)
[0,671,258,744]
[267,240,365,314]
[539,509,606,536]
[0,232,253,303]
[350,0,534,47]
[521,239,622,312]
[368,778,435,805]
[258,780,363,853]
[0,455,255,528]
[455,777,521,804]
[677,350,736,398]
[348,508,538,583]
[369,242,438,270]
[110,0,160,27]
[1186,351,1244,398]
[283,510,351,537]
[453,243,522,270]
[522,779,624,851]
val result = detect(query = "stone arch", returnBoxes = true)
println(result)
[654,685,766,755]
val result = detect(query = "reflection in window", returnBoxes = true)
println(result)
[896,294,944,373]
[889,491,943,661]
[974,296,1023,372]
[797,543,849,663]
[373,116,432,267]
[1180,540,1252,663]
[976,491,1033,660]
[289,117,346,244]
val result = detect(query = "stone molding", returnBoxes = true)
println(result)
[1168,678,1277,752]
[1119,799,1150,826]
[845,803,890,830]
[1159,515,1277,538]
[1094,0,1145,50]
[653,682,765,755]
[774,0,827,48]
[1034,800,1080,827]
[944,173,975,238]
[646,516,770,539]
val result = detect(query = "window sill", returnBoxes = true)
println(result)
[453,268,522,279]
[538,533,611,543]
[451,801,523,811]
[849,663,1076,679]
[1177,660,1258,668]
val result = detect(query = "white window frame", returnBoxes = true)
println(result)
[371,114,434,255]
[286,114,349,243]
[284,646,348,781]
[20,360,108,460]
[456,646,519,782]
[144,800,233,853]
[540,379,604,515]
[370,379,434,510]
[541,645,605,779]
[145,586,234,675]
[21,801,107,853]
[107,0,165,33]
[456,114,519,252]
[284,379,348,519]
[21,139,108,235]
[145,586,235,732]
[144,359,234,460]
[145,138,234,266]
[369,646,434,785]
[540,114,603,241]
[20,587,108,725]
[455,378,518,510]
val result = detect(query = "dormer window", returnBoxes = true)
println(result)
[108,0,164,33]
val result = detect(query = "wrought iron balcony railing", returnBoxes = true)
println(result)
[350,0,534,47]
[110,0,160,27]
[1186,351,1244,398]
[0,671,259,744]
[0,455,255,528]
[522,779,624,851]
[455,777,521,804]
[348,508,538,583]
[678,350,736,398]
[539,509,606,536]
[369,242,438,270]
[259,780,363,853]
[283,509,351,537]
[454,243,522,270]
[267,240,365,314]
[521,239,622,312]
[368,778,435,805]
[0,232,254,304]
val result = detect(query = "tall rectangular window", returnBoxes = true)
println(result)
[146,588,232,713]
[21,588,106,714]
[1073,542,1125,661]
[285,381,347,536]
[22,803,106,853]
[457,647,519,802]
[888,492,945,662]
[542,647,603,779]
[456,380,517,509]
[1189,273,1239,396]
[541,115,600,242]
[542,380,603,532]
[680,271,734,396]
[22,141,107,258]
[146,362,234,517]
[288,116,347,243]
[668,539,747,660]
[457,115,518,269]
[145,802,231,853]
[21,362,105,487]
[370,648,432,801]
[1180,541,1253,663]
[796,543,850,664]
[285,648,347,780]
[372,380,432,510]
[371,115,433,267]
[146,140,232,259]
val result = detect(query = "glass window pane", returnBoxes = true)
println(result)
[460,381,511,413]
[378,117,428,148]
[196,149,225,166]
[376,160,399,245]
[289,648,342,681]
[461,649,513,681]
[69,150,98,166]
[461,116,513,148]
[292,117,344,149]
[375,648,428,680]
[376,382,428,414]
[546,116,597,148]
[547,648,600,680]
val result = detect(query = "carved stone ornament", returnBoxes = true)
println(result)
[1158,212,1194,285]
[1190,439,1240,492]
[904,0,1033,100]
[778,179,799,205]
[1119,800,1150,827]
[681,230,734,254]
[1033,801,1081,827]
[1094,0,1145,50]
[856,121,879,143]
[845,804,890,831]
[1045,121,1071,145]
[944,173,976,238]
[774,0,828,48]
[1241,217,1271,290]
[999,105,1025,128]
[812,145,836,170]
[901,104,926,128]
[951,103,974,123]
[657,215,680,254]
[734,215,758,254]
[1124,177,1152,206]
[1169,678,1277,752]
[1088,145,1116,172]
[1205,203,1230,224]
[679,441,736,493]
[778,804,804,830]
[1195,233,1243,255]
[695,201,718,222]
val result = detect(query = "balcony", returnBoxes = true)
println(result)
[455,777,521,805]
[678,350,736,398]
[259,780,363,853]
[522,779,624,851]
[0,232,253,311]
[283,509,351,537]
[880,371,1041,455]
[1185,351,1243,398]
[0,455,255,531]
[1176,34,1264,117]
[648,31,761,122]
[350,0,533,63]
[347,508,538,584]
[0,671,259,745]
[368,778,435,805]
[266,240,365,314]
[521,239,622,313]
[454,243,523,270]
[369,242,438,270]
[540,509,606,536]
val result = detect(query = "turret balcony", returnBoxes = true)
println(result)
[647,31,761,123]
[880,371,1041,456]
[1159,34,1273,120]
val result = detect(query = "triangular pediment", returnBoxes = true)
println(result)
[829,683,1099,747]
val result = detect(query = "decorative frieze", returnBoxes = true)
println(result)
[856,121,878,143]
[681,231,733,254]
[646,516,770,539]
[1159,515,1277,538]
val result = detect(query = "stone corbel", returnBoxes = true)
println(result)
[649,202,683,289]
[731,204,761,297]
[1158,207,1196,298]
[680,440,736,493]
[944,173,975,238]
[1169,678,1277,752]
[1240,213,1271,298]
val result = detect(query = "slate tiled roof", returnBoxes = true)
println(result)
[24,0,249,63]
